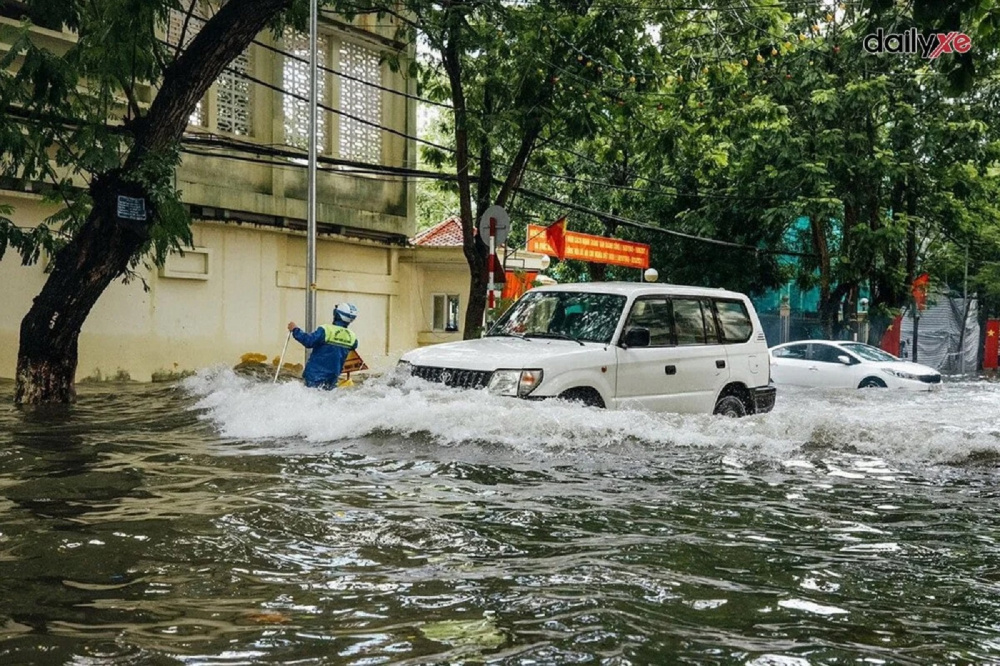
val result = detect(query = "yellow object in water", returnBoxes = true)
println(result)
[338,377,355,388]
[240,352,268,364]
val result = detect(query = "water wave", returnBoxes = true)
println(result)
[184,367,1000,466]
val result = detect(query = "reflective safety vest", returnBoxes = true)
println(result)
[319,324,357,349]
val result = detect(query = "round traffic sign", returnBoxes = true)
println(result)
[478,205,510,246]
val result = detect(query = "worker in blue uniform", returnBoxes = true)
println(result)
[287,303,359,389]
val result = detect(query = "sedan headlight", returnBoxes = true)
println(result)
[882,367,919,380]
[488,369,544,397]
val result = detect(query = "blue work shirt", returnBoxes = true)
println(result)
[291,324,359,389]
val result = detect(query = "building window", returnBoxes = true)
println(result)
[282,29,328,151]
[432,294,460,332]
[339,41,382,163]
[216,48,251,135]
[167,1,251,135]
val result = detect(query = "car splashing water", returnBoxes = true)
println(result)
[2,371,1000,664]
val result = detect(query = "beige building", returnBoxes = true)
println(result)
[0,5,478,381]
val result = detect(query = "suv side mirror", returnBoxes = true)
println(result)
[837,354,852,365]
[622,327,651,348]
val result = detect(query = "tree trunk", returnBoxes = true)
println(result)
[809,216,833,337]
[14,0,292,404]
[441,13,488,340]
[16,175,147,403]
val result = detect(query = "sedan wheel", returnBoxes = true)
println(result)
[858,377,887,389]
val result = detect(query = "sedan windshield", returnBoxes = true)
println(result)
[488,291,627,344]
[840,343,898,363]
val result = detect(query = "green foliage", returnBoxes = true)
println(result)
[468,0,1000,327]
[0,0,178,268]
[0,204,61,264]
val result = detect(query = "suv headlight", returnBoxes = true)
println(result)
[389,360,413,386]
[488,369,543,397]
[882,368,918,380]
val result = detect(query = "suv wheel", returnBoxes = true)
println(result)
[713,395,747,418]
[559,388,605,408]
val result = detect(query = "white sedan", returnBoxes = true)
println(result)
[769,340,942,390]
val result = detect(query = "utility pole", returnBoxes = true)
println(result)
[305,0,319,336]
[961,245,969,375]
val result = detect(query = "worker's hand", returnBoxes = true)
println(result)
[287,321,297,332]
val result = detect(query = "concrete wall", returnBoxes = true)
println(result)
[0,205,471,381]
[398,248,471,348]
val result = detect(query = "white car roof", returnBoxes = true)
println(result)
[769,339,872,349]
[531,281,749,301]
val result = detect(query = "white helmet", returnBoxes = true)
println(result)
[333,303,358,324]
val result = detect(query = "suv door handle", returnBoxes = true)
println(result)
[715,359,726,369]
[665,365,677,375]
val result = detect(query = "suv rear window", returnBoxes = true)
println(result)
[714,300,752,344]
[672,298,708,345]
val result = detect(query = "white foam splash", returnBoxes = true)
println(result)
[183,368,1000,465]
[746,655,812,666]
[778,598,849,616]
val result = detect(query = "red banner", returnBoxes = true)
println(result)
[912,273,930,310]
[502,271,538,300]
[984,319,1000,370]
[880,315,902,357]
[527,224,650,269]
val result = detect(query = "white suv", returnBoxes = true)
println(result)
[396,282,776,417]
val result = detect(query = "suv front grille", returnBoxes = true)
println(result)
[412,365,493,390]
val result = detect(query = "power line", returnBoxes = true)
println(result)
[516,185,816,257]
[4,105,817,257]
[211,50,813,203]
[182,136,813,257]
[170,11,453,110]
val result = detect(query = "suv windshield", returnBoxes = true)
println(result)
[488,291,627,344]
[840,342,898,363]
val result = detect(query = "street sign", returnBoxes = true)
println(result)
[478,205,510,247]
[116,195,147,222]
[341,350,368,375]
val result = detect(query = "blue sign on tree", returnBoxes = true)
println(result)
[116,195,147,222]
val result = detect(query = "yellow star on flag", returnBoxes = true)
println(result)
[989,329,996,337]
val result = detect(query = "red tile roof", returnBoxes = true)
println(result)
[411,216,469,247]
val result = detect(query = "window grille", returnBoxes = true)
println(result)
[283,30,327,151]
[339,41,381,163]
[217,48,251,135]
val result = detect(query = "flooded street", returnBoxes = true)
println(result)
[2,372,1000,664]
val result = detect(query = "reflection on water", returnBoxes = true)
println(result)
[1,373,1000,664]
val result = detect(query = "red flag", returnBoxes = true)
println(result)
[545,217,567,260]
[880,315,902,357]
[984,319,1000,370]
[911,273,930,310]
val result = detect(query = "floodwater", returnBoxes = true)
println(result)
[2,371,1000,665]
